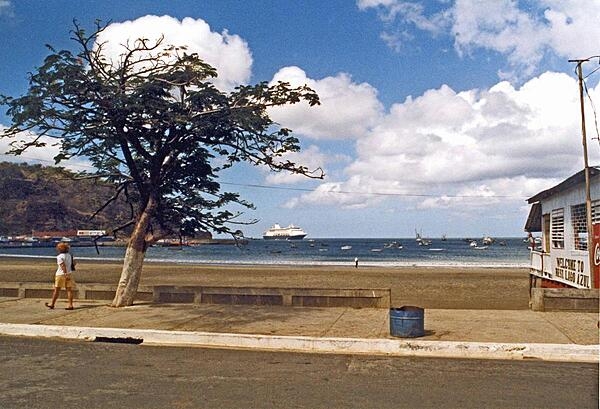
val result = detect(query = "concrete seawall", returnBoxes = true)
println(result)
[0,282,391,308]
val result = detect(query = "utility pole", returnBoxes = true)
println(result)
[569,57,596,288]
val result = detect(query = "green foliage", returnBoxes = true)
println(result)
[1,21,322,242]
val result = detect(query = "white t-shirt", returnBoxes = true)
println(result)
[56,253,73,276]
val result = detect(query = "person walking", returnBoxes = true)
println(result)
[354,257,359,268]
[45,242,76,310]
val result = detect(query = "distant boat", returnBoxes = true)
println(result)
[263,224,307,240]
[384,241,403,249]
[473,246,489,250]
[482,236,495,245]
[371,248,383,252]
[441,234,447,241]
[340,245,352,250]
[428,248,445,252]
[415,229,431,246]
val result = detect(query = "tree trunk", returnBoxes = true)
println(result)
[111,198,155,307]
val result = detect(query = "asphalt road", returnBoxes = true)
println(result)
[1,336,597,408]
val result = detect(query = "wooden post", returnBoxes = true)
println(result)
[570,58,596,288]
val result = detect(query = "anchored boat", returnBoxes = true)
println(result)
[263,224,307,240]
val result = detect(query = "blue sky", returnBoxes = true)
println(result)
[1,0,599,238]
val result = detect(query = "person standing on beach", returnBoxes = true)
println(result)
[45,242,76,310]
[354,257,359,268]
[527,232,536,250]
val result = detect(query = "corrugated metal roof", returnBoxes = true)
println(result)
[524,202,542,232]
[527,166,600,204]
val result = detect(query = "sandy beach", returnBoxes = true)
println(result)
[0,257,530,309]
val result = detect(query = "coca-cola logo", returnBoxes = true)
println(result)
[595,243,600,266]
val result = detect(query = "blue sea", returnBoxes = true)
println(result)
[0,237,530,268]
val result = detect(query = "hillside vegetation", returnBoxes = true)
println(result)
[0,162,131,235]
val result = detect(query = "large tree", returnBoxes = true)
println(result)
[1,21,322,307]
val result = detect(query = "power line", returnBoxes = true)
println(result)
[220,181,528,199]
[1,154,528,199]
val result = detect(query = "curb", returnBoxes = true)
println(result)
[0,323,597,363]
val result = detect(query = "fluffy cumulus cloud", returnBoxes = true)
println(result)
[263,145,333,185]
[283,175,392,209]
[451,0,600,79]
[358,0,600,79]
[0,126,91,172]
[286,72,600,209]
[96,15,252,91]
[267,66,383,140]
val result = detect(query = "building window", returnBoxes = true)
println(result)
[571,204,588,250]
[593,200,600,224]
[551,208,564,249]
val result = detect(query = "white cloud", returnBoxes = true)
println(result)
[358,0,449,33]
[96,15,253,91]
[287,71,600,209]
[358,0,600,80]
[267,66,383,139]
[0,126,92,172]
[0,0,13,17]
[263,145,331,185]
[542,0,600,59]
[283,176,389,209]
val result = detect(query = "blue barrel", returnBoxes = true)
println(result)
[389,306,424,337]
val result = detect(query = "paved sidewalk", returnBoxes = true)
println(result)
[0,297,598,362]
[1,297,597,344]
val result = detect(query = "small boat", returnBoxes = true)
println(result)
[415,230,431,246]
[482,236,495,245]
[371,248,383,252]
[340,245,352,250]
[428,248,445,252]
[469,240,478,247]
[473,246,488,250]
[384,241,403,249]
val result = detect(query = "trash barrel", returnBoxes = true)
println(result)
[389,306,424,337]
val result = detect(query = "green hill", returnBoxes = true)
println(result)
[0,162,131,235]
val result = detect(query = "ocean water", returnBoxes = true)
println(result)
[0,237,530,268]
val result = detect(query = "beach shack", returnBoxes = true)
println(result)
[525,167,599,295]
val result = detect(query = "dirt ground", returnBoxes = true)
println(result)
[0,257,530,309]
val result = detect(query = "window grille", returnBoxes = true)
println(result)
[551,208,564,249]
[571,204,587,250]
[593,200,599,224]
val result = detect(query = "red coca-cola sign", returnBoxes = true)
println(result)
[593,223,600,288]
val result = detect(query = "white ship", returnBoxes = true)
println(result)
[263,224,307,240]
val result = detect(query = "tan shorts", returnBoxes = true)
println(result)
[54,274,76,289]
